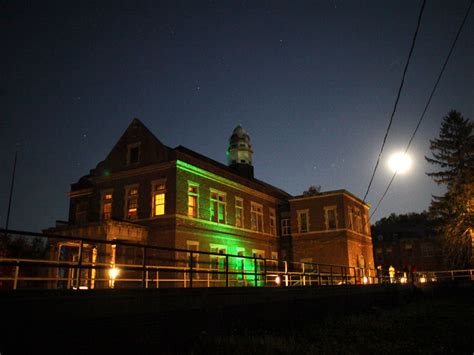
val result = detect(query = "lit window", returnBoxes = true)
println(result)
[324,206,337,230]
[127,143,140,165]
[250,202,264,232]
[269,208,276,236]
[101,192,113,220]
[297,210,309,233]
[281,219,291,236]
[187,183,199,218]
[271,251,278,260]
[152,181,166,216]
[235,197,244,228]
[210,190,226,224]
[126,186,139,219]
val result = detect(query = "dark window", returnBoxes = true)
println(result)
[129,146,140,164]
[75,202,88,223]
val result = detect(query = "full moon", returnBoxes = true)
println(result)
[388,152,412,174]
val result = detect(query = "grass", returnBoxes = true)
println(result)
[190,294,474,354]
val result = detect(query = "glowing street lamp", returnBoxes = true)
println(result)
[109,267,120,288]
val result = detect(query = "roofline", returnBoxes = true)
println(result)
[290,189,370,208]
[174,145,292,198]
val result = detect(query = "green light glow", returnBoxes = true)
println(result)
[176,159,279,203]
[176,159,272,286]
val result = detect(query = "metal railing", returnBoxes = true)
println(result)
[414,269,474,284]
[0,228,378,290]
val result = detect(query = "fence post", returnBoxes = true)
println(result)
[263,258,267,286]
[302,263,306,286]
[451,271,454,281]
[75,240,84,289]
[189,252,194,288]
[13,262,20,290]
[254,257,258,287]
[284,261,289,287]
[330,265,333,285]
[142,246,147,289]
[318,264,321,285]
[225,255,229,287]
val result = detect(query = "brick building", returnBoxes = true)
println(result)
[47,118,373,286]
[371,213,443,272]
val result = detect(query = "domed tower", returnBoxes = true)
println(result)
[227,125,254,179]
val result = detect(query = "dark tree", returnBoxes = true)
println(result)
[303,185,321,196]
[425,110,474,268]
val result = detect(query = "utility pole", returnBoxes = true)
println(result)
[5,151,18,237]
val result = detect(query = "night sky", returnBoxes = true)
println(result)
[1,1,473,232]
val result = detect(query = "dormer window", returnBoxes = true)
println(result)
[127,143,141,165]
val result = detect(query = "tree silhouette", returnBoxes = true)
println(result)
[425,110,474,268]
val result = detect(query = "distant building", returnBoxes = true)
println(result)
[371,213,443,272]
[46,118,373,287]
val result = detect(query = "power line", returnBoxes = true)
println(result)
[369,0,474,220]
[362,0,427,202]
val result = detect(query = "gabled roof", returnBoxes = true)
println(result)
[72,118,291,200]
